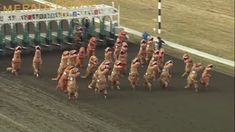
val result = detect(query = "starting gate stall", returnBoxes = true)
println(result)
[0,4,120,53]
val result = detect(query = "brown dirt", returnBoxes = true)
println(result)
[0,43,234,132]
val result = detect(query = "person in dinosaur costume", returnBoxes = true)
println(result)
[67,50,77,66]
[144,60,160,91]
[137,39,147,67]
[86,37,97,58]
[88,60,111,90]
[182,53,193,77]
[145,36,155,62]
[185,63,204,92]
[200,64,213,88]
[76,47,86,68]
[113,38,122,61]
[95,64,111,99]
[159,60,174,89]
[109,60,123,90]
[117,42,128,75]
[6,46,22,76]
[52,50,70,80]
[66,67,80,100]
[128,58,141,90]
[81,55,99,79]
[56,65,75,93]
[32,46,42,78]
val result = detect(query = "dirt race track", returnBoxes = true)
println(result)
[0,42,234,132]
[0,1,234,131]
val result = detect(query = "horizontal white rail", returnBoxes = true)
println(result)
[121,26,234,67]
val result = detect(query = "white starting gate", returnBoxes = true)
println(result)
[0,4,119,30]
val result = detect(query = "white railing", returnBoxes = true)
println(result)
[121,26,234,67]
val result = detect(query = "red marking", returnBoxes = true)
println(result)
[94,10,99,15]
[28,15,32,20]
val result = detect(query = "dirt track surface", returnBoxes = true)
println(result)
[0,42,234,132]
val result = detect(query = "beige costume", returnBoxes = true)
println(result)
[66,67,80,100]
[118,42,128,75]
[87,37,97,58]
[128,58,141,90]
[32,46,42,77]
[185,63,204,92]
[104,47,113,62]
[144,60,159,91]
[74,26,82,45]
[102,47,113,71]
[6,46,22,76]
[182,53,193,77]
[81,55,98,78]
[109,60,123,90]
[88,60,111,89]
[95,65,110,99]
[158,48,165,69]
[149,50,161,75]
[67,50,77,66]
[113,39,122,61]
[56,65,74,92]
[159,60,174,89]
[117,31,127,43]
[200,64,213,87]
[137,39,147,66]
[76,47,86,68]
[52,50,70,80]
[145,37,154,62]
